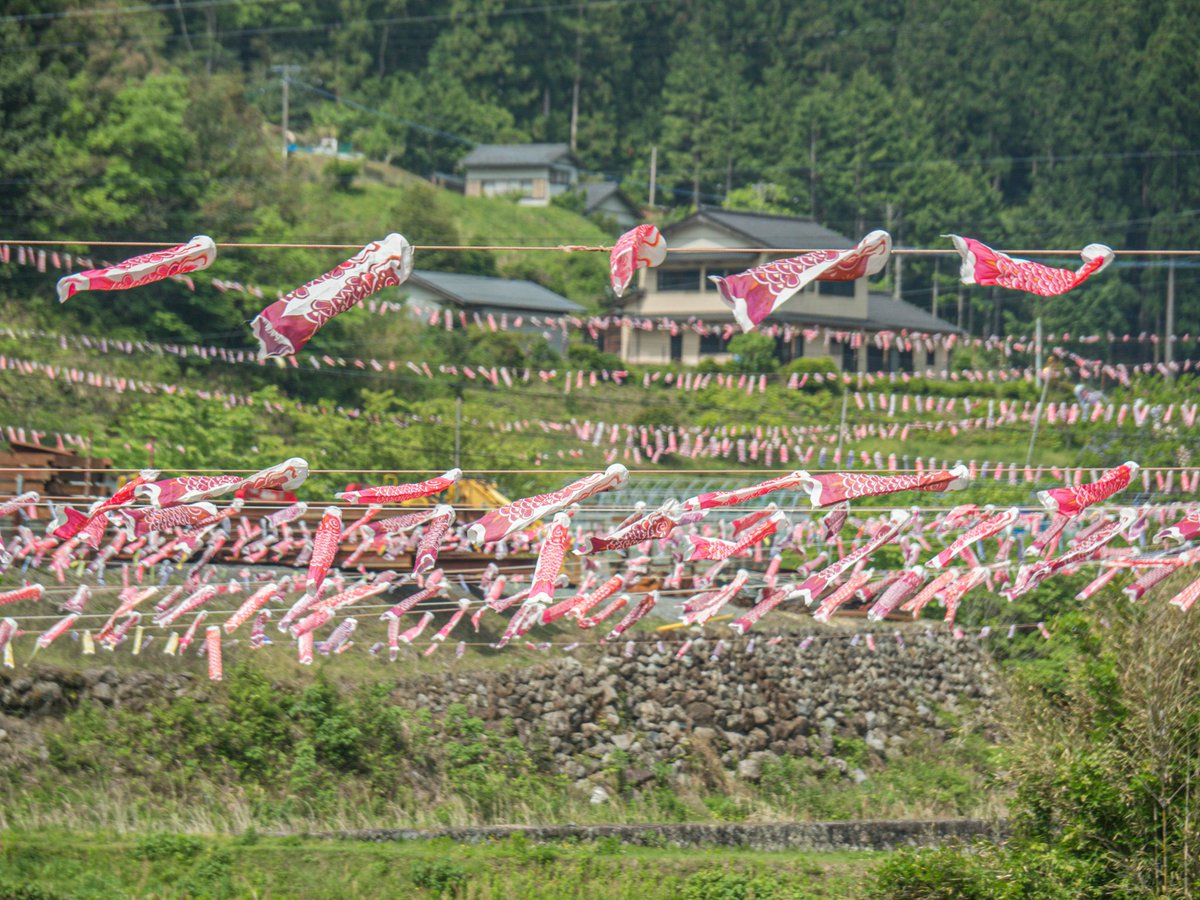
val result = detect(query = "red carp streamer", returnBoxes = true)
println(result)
[252,234,413,357]
[336,469,461,504]
[610,224,667,297]
[56,236,216,303]
[1037,462,1137,517]
[711,230,891,331]
[799,466,970,508]
[467,464,628,546]
[947,234,1113,296]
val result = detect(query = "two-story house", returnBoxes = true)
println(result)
[610,208,959,372]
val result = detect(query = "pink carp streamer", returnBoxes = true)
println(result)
[433,599,473,642]
[686,510,786,562]
[156,585,217,626]
[205,626,223,680]
[56,235,217,303]
[224,578,290,634]
[947,234,1114,296]
[297,630,314,665]
[929,507,1019,569]
[681,470,808,512]
[813,570,874,623]
[682,569,751,626]
[794,510,911,605]
[576,501,682,554]
[398,612,433,644]
[868,566,926,621]
[605,591,657,641]
[799,466,970,507]
[1156,509,1200,545]
[306,507,343,596]
[267,499,308,526]
[381,571,446,620]
[0,584,44,607]
[0,618,17,664]
[36,612,79,649]
[902,568,962,617]
[730,585,793,635]
[1076,567,1122,601]
[336,468,462,504]
[121,503,218,538]
[413,505,455,575]
[252,233,414,358]
[821,502,850,540]
[568,572,627,624]
[528,513,572,605]
[579,594,629,630]
[1037,462,1138,517]
[1169,576,1200,613]
[0,491,39,519]
[610,224,667,297]
[711,230,891,332]
[51,472,157,539]
[941,568,989,625]
[467,464,628,546]
[365,508,439,538]
[136,458,308,507]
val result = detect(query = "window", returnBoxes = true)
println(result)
[699,332,727,355]
[670,333,683,361]
[657,269,702,292]
[482,179,533,197]
[819,280,857,297]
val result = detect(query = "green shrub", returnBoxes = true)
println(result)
[681,866,786,900]
[410,858,467,894]
[135,832,203,862]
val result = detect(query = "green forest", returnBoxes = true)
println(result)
[2,0,1199,343]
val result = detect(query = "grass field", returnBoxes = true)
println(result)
[0,829,879,899]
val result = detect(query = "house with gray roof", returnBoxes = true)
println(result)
[403,270,585,350]
[460,143,580,205]
[583,182,640,230]
[608,208,960,373]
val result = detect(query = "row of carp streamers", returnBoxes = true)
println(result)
[1,238,1177,350]
[0,347,1187,455]
[7,413,1200,498]
[6,325,1180,391]
[4,457,1200,675]
[43,223,1113,357]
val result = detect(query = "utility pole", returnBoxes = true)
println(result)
[271,65,302,165]
[1034,312,1043,389]
[1166,257,1176,371]
[648,146,657,208]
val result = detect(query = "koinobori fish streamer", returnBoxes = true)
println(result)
[56,236,217,304]
[947,234,1114,296]
[251,234,413,358]
[710,230,891,332]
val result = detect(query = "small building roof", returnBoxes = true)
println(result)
[667,207,858,251]
[408,270,585,315]
[583,182,639,216]
[770,292,961,335]
[866,294,961,334]
[459,143,578,169]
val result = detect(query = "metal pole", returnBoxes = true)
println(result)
[835,385,850,460]
[1166,258,1176,370]
[272,64,301,164]
[1025,370,1051,468]
[454,393,462,470]
[648,146,657,208]
[1034,315,1043,389]
[281,73,290,163]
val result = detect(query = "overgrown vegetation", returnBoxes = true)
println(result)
[0,831,877,899]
